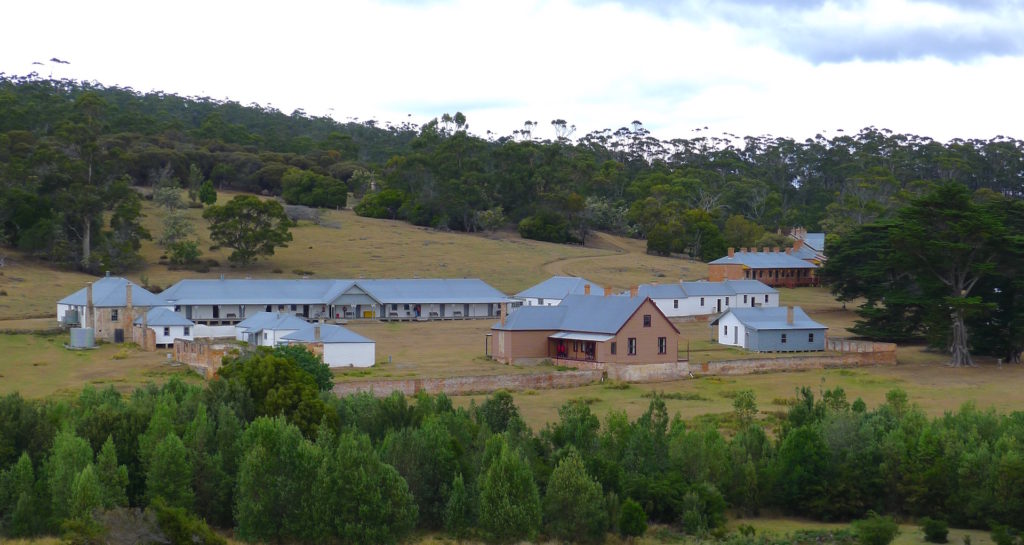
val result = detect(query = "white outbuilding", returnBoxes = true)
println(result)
[280,323,376,368]
[234,312,310,346]
[133,307,194,348]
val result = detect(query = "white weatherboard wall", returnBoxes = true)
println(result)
[323,342,376,368]
[716,313,747,347]
[193,324,238,338]
[653,295,731,318]
[519,297,563,307]
[149,325,193,346]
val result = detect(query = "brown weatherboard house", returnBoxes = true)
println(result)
[492,291,680,366]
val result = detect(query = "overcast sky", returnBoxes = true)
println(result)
[3,0,1023,143]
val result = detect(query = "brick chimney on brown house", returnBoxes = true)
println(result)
[604,286,613,297]
[584,284,591,295]
[629,286,638,298]
[314,324,321,341]
[794,239,804,250]
[787,306,794,325]
[501,302,509,326]
[728,247,735,258]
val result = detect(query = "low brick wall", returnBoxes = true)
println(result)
[332,369,604,397]
[693,351,896,376]
[606,361,691,382]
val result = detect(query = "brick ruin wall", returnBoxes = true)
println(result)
[332,369,604,398]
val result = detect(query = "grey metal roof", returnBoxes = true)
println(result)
[721,280,778,295]
[495,306,568,331]
[515,276,604,299]
[708,251,818,269]
[235,312,310,332]
[636,280,777,299]
[790,245,820,260]
[497,294,648,334]
[357,279,511,304]
[713,306,827,331]
[134,307,194,327]
[282,323,374,344]
[804,233,825,252]
[636,284,688,299]
[160,279,352,306]
[59,277,166,308]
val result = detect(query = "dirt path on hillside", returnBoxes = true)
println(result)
[541,232,635,277]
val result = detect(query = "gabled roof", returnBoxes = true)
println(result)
[636,280,778,299]
[789,245,821,261]
[515,276,604,300]
[721,280,778,295]
[803,233,825,252]
[282,323,374,344]
[134,307,194,327]
[357,279,511,304]
[160,279,352,306]
[59,277,166,308]
[711,306,827,331]
[494,295,675,335]
[708,251,817,269]
[235,312,310,332]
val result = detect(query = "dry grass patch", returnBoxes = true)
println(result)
[0,333,201,399]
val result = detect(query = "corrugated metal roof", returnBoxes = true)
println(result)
[804,233,825,252]
[160,279,351,305]
[636,280,777,299]
[235,312,310,332]
[282,324,374,344]
[59,277,166,308]
[494,306,567,331]
[708,251,818,269]
[133,307,193,327]
[557,295,647,334]
[358,279,511,304]
[715,306,827,331]
[158,278,512,306]
[721,280,778,295]
[790,245,820,260]
[515,276,604,299]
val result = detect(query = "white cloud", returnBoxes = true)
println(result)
[1,0,1022,143]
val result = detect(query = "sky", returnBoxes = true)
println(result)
[3,0,1023,143]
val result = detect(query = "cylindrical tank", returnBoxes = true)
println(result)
[69,328,95,349]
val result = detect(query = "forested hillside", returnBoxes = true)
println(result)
[3,73,1023,270]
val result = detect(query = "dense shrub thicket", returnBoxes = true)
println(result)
[1,346,1023,544]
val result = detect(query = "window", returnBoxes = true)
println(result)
[277,305,284,311]
[724,325,729,335]
[266,305,272,312]
[538,298,544,305]
[610,342,617,355]
[290,304,297,311]
[725,297,730,306]
[183,327,190,336]
[392,304,398,311]
[764,294,769,303]
[700,297,705,306]
[673,299,679,308]
[163,327,170,336]
[111,309,119,321]
[643,314,652,327]
[404,304,410,310]
[781,333,787,344]
[174,305,181,312]
[627,338,637,355]
[658,337,667,354]
[808,333,815,343]
[263,332,268,340]
[743,295,748,304]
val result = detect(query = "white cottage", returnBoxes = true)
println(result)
[711,306,827,352]
[134,308,194,348]
[513,276,605,307]
[636,280,778,318]
[281,323,376,368]
[234,312,310,346]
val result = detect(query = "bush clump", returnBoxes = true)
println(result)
[921,517,949,543]
[852,512,899,545]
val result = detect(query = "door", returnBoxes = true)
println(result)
[733,327,738,344]
[212,305,220,319]
[302,305,309,318]
[114,329,124,343]
[717,299,722,313]
[464,304,470,317]
[184,305,192,319]
[440,304,446,317]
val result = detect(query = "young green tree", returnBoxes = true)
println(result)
[852,512,900,545]
[198,181,217,205]
[94,436,128,509]
[478,436,541,543]
[145,434,194,510]
[2,452,43,536]
[543,449,608,543]
[45,428,94,524]
[270,344,333,391]
[444,472,471,539]
[202,195,292,266]
[618,498,647,539]
[69,464,103,519]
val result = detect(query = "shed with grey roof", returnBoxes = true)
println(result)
[133,308,194,347]
[280,323,376,368]
[711,306,827,352]
[234,312,311,347]
[514,276,605,307]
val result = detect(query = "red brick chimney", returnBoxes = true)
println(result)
[762,246,770,253]
[604,286,612,297]
[787,306,794,325]
[773,247,780,253]
[314,324,321,341]
[794,239,804,250]
[584,284,591,295]
[728,247,735,258]
[501,302,509,325]
[629,286,638,298]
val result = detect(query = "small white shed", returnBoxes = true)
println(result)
[280,323,376,368]
[134,308,194,347]
[234,312,310,346]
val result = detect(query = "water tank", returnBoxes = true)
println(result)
[69,328,95,349]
